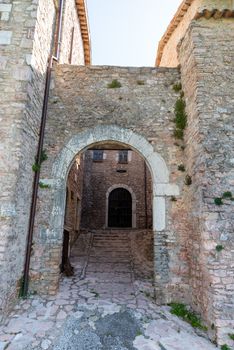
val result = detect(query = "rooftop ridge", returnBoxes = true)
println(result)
[75,0,91,65]
[156,0,234,66]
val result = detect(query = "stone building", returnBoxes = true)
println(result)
[0,0,233,346]
[80,149,152,230]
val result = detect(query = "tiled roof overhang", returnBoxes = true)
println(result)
[75,0,91,65]
[156,0,234,66]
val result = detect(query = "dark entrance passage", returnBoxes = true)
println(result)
[108,188,132,228]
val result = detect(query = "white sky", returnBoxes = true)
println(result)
[86,0,182,67]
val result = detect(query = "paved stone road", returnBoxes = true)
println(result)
[0,231,218,349]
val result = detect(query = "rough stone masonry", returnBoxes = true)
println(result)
[0,0,233,347]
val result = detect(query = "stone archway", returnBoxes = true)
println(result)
[44,125,179,300]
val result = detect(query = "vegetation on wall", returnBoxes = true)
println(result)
[173,82,182,92]
[178,164,185,172]
[172,82,187,141]
[214,191,233,205]
[216,245,224,252]
[173,97,187,140]
[39,181,51,189]
[185,175,192,186]
[107,79,122,88]
[214,198,223,206]
[32,149,48,172]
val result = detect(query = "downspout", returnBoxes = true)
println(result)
[22,0,64,297]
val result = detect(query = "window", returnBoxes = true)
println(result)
[118,150,128,164]
[93,150,103,162]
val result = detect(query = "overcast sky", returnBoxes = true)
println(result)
[86,0,182,67]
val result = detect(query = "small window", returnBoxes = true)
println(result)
[93,150,103,162]
[118,150,128,164]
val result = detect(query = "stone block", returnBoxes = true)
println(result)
[0,4,12,12]
[0,31,12,45]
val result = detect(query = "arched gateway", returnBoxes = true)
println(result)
[37,125,179,301]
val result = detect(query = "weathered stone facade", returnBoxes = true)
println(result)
[0,0,87,319]
[81,150,152,230]
[178,17,234,346]
[32,65,182,301]
[0,0,55,318]
[0,0,233,346]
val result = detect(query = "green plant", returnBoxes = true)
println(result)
[18,276,27,299]
[178,164,185,172]
[214,198,223,206]
[136,330,143,337]
[221,345,231,350]
[173,83,182,92]
[137,80,145,85]
[174,98,187,129]
[174,129,184,140]
[171,196,177,202]
[222,191,233,199]
[40,149,48,163]
[185,175,192,186]
[173,97,187,140]
[169,303,207,330]
[39,181,51,189]
[32,163,40,172]
[216,245,224,252]
[107,79,122,88]
[32,149,48,172]
[228,333,234,341]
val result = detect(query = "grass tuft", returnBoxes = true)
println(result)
[221,345,231,350]
[214,198,223,206]
[173,83,182,92]
[215,245,224,252]
[169,303,207,331]
[107,79,122,88]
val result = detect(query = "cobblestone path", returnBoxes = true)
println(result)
[0,231,218,349]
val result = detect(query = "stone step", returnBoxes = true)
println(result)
[87,263,132,272]
[89,258,131,263]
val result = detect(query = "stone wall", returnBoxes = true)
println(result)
[179,18,234,346]
[59,0,85,65]
[64,155,84,248]
[0,0,86,319]
[81,149,152,230]
[0,0,56,319]
[157,0,234,68]
[159,0,201,67]
[31,65,190,305]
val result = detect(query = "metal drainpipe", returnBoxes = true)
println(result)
[22,0,64,297]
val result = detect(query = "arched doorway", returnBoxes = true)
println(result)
[35,125,179,301]
[108,188,132,228]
